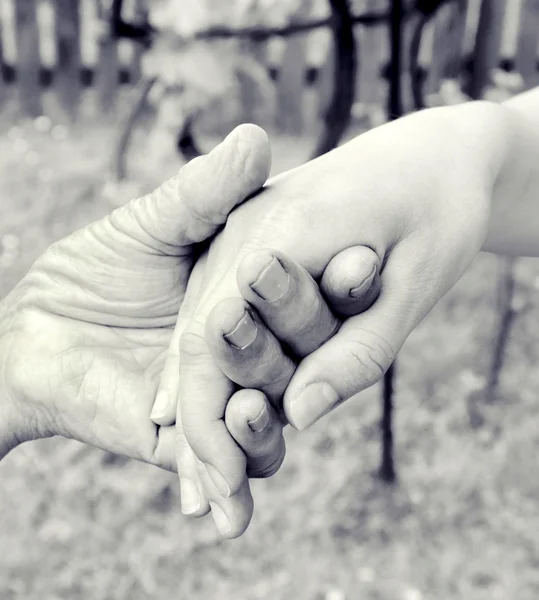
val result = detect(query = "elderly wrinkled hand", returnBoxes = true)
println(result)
[0,125,272,471]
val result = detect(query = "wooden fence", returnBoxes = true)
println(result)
[0,0,144,118]
[0,0,538,126]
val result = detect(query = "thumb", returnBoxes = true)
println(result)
[284,242,434,430]
[111,124,271,250]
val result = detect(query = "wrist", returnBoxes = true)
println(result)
[444,100,513,195]
[482,88,539,256]
[0,295,51,459]
[0,304,23,459]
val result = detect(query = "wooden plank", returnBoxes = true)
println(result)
[355,0,389,109]
[275,0,310,134]
[400,6,420,113]
[237,38,269,125]
[95,0,118,114]
[515,0,539,88]
[128,0,146,84]
[444,0,468,80]
[314,27,334,121]
[425,3,457,96]
[14,0,42,117]
[80,0,98,69]
[499,0,521,59]
[0,2,5,107]
[54,0,81,120]
[468,0,507,99]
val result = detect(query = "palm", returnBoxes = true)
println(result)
[1,123,271,468]
[5,219,192,466]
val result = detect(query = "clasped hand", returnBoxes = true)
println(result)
[0,100,509,541]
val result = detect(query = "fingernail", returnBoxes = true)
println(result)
[210,502,231,535]
[150,390,170,422]
[289,382,340,431]
[180,478,200,515]
[205,463,231,498]
[224,310,257,350]
[349,265,377,298]
[251,256,290,302]
[248,403,270,433]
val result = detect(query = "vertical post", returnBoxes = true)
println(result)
[129,0,146,84]
[515,0,539,89]
[275,0,310,134]
[238,38,269,126]
[444,0,468,81]
[425,4,454,97]
[380,363,396,482]
[486,257,517,401]
[314,27,334,121]
[468,0,506,99]
[55,0,81,121]
[356,0,389,111]
[387,0,403,118]
[96,0,118,115]
[311,0,356,159]
[0,4,5,108]
[378,0,403,484]
[14,0,42,117]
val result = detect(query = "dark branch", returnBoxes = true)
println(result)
[311,0,356,159]
[195,11,390,42]
[109,0,154,46]
[380,363,397,482]
[487,257,517,401]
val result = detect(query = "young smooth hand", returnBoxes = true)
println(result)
[155,101,515,536]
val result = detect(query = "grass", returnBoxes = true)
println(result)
[2,106,539,600]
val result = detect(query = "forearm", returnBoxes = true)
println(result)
[483,86,539,256]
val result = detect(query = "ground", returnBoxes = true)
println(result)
[2,102,539,600]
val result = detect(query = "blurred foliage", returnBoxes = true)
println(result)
[140,0,313,133]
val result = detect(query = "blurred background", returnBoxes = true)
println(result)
[2,1,539,598]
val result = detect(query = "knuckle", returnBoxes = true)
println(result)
[178,323,207,361]
[176,160,227,228]
[345,331,395,387]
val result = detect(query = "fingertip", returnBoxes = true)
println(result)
[150,390,177,426]
[322,246,379,298]
[225,389,285,479]
[205,297,251,342]
[321,246,381,315]
[236,248,278,291]
[210,482,254,539]
[232,123,270,148]
[225,124,272,187]
[225,388,270,432]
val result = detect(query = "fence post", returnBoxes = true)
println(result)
[55,0,81,121]
[425,3,463,97]
[377,0,405,485]
[468,0,506,99]
[314,27,334,121]
[516,0,539,89]
[387,0,404,118]
[444,1,468,81]
[96,0,119,115]
[0,6,5,109]
[355,0,389,114]
[129,0,146,85]
[14,0,42,117]
[275,0,310,134]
